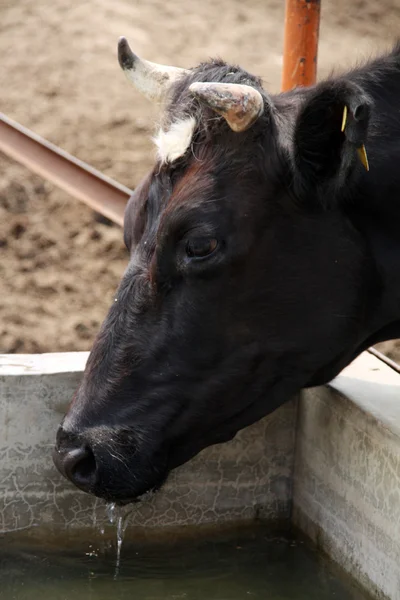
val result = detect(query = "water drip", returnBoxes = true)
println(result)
[106,502,116,524]
[105,502,134,575]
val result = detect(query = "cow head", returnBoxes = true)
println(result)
[53,38,376,503]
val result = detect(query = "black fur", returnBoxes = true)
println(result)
[54,45,400,503]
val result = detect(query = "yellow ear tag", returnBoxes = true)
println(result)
[357,144,369,171]
[341,105,348,132]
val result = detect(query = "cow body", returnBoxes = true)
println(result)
[54,43,400,503]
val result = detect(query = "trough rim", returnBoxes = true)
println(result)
[1,349,399,439]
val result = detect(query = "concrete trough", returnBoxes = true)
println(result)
[0,352,296,534]
[0,351,399,599]
[293,353,400,600]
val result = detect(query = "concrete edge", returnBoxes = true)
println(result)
[0,352,89,375]
[331,351,400,439]
[294,352,400,600]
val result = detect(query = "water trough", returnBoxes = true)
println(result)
[1,350,399,598]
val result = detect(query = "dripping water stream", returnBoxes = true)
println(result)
[106,502,134,575]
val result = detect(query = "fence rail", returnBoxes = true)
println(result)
[0,113,130,226]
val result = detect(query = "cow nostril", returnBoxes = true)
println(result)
[63,446,97,491]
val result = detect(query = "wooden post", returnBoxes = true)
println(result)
[281,0,321,92]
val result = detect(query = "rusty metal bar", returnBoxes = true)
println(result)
[281,0,321,91]
[0,113,131,226]
[368,347,400,374]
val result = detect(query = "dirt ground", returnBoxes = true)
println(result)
[1,0,400,362]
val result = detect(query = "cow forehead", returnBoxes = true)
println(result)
[124,152,215,249]
[153,116,197,164]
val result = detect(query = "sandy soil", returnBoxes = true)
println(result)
[0,0,399,362]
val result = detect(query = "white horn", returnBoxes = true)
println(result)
[118,37,189,102]
[189,82,264,132]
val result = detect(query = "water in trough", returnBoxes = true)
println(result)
[1,522,372,600]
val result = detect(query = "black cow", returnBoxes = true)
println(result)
[53,38,400,503]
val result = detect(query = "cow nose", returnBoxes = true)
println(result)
[62,445,97,490]
[53,427,97,493]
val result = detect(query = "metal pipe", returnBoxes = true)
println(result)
[281,0,321,91]
[368,347,400,374]
[0,113,131,227]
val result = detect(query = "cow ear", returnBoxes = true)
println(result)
[292,81,372,206]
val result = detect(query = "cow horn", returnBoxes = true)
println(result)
[118,37,189,102]
[189,82,264,132]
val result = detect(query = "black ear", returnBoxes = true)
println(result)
[293,80,373,206]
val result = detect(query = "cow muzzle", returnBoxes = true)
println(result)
[53,423,168,503]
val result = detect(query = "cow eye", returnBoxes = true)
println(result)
[186,237,218,259]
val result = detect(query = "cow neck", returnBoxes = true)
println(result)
[352,208,400,348]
